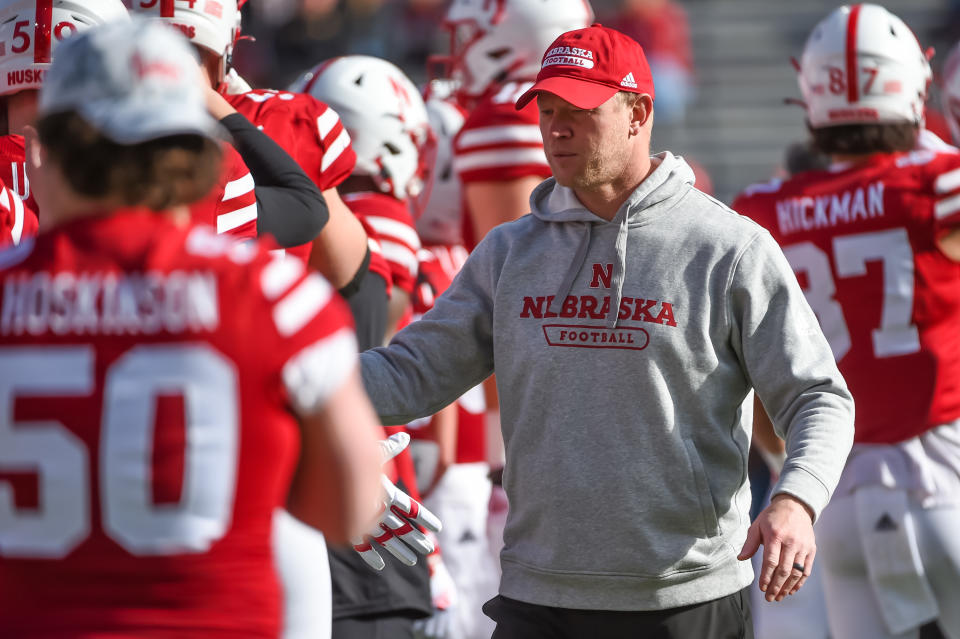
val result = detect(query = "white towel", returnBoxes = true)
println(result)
[854,486,938,634]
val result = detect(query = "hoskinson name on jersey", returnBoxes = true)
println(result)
[1,271,219,336]
[775,181,885,236]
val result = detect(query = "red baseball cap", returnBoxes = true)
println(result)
[515,24,655,111]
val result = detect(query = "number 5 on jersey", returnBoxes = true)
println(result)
[0,344,238,558]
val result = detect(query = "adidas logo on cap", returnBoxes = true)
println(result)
[620,72,637,89]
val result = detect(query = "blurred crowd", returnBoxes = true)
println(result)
[237,0,695,121]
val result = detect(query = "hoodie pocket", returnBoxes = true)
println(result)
[680,437,721,537]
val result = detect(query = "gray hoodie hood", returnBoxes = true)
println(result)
[530,151,696,327]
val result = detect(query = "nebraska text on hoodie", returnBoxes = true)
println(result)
[360,152,854,611]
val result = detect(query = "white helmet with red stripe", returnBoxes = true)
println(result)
[441,0,593,100]
[0,0,129,96]
[129,0,240,59]
[292,56,436,205]
[798,3,931,129]
[940,42,960,144]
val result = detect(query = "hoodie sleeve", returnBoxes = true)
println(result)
[359,239,497,425]
[729,229,854,520]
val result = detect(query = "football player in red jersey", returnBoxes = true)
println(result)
[0,0,327,250]
[0,0,130,239]
[733,5,960,638]
[295,55,434,343]
[131,0,388,354]
[437,0,593,247]
[0,19,385,638]
[293,54,441,639]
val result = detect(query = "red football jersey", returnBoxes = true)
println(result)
[452,81,550,184]
[0,211,356,638]
[0,135,37,209]
[226,89,358,263]
[0,179,37,249]
[0,135,40,242]
[453,81,551,249]
[189,143,258,241]
[356,214,394,297]
[343,192,421,295]
[733,149,960,444]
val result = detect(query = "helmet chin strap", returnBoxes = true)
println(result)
[216,55,228,92]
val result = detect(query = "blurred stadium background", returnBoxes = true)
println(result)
[233,0,959,204]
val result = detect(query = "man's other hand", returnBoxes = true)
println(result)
[737,493,815,602]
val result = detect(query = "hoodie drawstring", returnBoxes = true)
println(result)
[545,213,630,329]
[547,222,593,317]
[606,212,630,329]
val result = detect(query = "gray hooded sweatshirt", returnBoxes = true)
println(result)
[360,152,854,611]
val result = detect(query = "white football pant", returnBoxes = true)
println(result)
[425,463,499,639]
[273,508,332,639]
[818,492,960,639]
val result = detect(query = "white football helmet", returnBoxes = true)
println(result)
[292,56,436,205]
[129,0,240,59]
[415,96,467,245]
[798,3,931,129]
[940,42,960,145]
[0,0,129,96]
[439,0,594,99]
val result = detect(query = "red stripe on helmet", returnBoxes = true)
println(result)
[299,57,342,95]
[160,0,175,17]
[34,0,53,63]
[846,4,862,103]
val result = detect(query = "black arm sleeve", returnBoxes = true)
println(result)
[219,113,329,248]
[341,250,389,351]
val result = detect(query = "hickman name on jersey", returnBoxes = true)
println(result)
[733,148,960,444]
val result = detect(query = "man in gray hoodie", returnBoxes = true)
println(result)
[360,24,854,638]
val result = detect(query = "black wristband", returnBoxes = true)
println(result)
[337,247,373,299]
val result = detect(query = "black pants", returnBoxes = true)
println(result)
[482,588,753,639]
[331,614,415,639]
